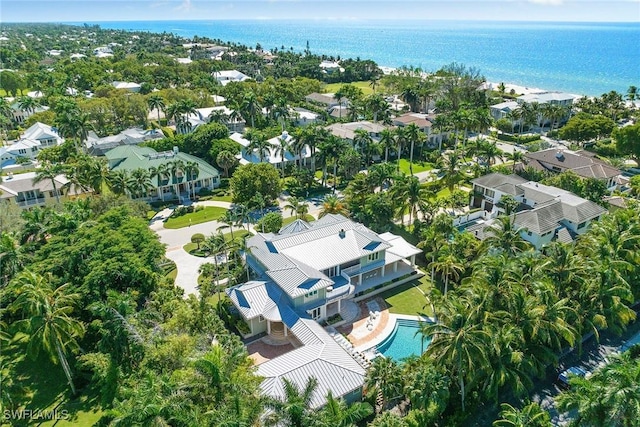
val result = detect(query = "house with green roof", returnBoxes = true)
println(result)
[104,145,220,202]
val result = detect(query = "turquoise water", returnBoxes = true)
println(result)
[84,20,639,96]
[377,319,431,362]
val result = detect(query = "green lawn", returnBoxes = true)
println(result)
[379,276,433,316]
[210,194,233,203]
[324,81,376,96]
[4,336,104,427]
[183,230,252,255]
[163,206,227,229]
[397,159,435,175]
[282,214,315,226]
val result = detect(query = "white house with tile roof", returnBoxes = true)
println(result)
[467,173,607,248]
[0,171,91,209]
[0,122,64,167]
[226,214,421,407]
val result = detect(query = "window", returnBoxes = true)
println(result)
[367,252,380,262]
[258,315,264,322]
[324,266,337,277]
[577,222,586,230]
[311,307,321,320]
[304,290,318,299]
[484,189,495,198]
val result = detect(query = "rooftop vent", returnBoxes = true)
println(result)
[338,229,346,239]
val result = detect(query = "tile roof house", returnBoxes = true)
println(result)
[467,172,607,248]
[227,214,422,406]
[392,112,448,148]
[104,145,220,202]
[523,148,623,190]
[325,121,391,143]
[0,171,91,209]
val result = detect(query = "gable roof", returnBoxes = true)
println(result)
[472,173,528,194]
[524,148,620,179]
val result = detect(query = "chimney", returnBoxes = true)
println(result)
[338,229,345,239]
[173,146,179,154]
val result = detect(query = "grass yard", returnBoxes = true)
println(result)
[379,276,433,317]
[324,81,376,96]
[397,159,435,175]
[183,229,253,255]
[4,336,104,427]
[282,214,315,226]
[163,206,227,229]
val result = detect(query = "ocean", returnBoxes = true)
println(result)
[87,20,639,97]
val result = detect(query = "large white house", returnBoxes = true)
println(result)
[466,173,607,248]
[230,131,310,166]
[226,214,422,406]
[0,122,64,167]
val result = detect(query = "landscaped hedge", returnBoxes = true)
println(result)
[496,133,541,144]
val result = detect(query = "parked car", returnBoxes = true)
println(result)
[557,366,588,388]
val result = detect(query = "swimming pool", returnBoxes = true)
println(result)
[376,319,431,362]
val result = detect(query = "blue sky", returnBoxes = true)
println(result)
[2,0,639,22]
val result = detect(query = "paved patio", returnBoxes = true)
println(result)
[337,297,391,348]
[246,338,295,365]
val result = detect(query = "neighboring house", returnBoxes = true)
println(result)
[523,148,623,191]
[93,46,113,56]
[489,100,520,121]
[292,107,321,126]
[326,121,391,143]
[111,81,142,93]
[104,145,220,202]
[184,106,245,133]
[85,128,165,156]
[10,102,49,124]
[319,60,344,74]
[212,70,250,86]
[305,92,341,109]
[70,53,86,60]
[517,91,577,108]
[392,112,447,147]
[0,171,90,209]
[0,122,64,167]
[466,172,607,248]
[226,214,421,406]
[230,130,309,166]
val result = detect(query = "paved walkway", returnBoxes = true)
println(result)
[337,298,392,349]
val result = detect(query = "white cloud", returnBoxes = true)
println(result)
[174,0,192,12]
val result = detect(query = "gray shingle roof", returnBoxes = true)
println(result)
[472,173,528,191]
[524,148,620,179]
[514,201,565,235]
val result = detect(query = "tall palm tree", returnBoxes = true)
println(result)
[319,195,349,218]
[379,128,395,163]
[147,94,166,123]
[428,252,465,295]
[420,297,491,412]
[216,150,237,178]
[240,91,261,128]
[493,402,552,427]
[364,356,404,411]
[169,159,186,201]
[34,161,66,203]
[265,377,318,427]
[353,128,374,165]
[320,391,373,427]
[284,197,309,220]
[247,131,270,163]
[107,170,131,196]
[405,123,423,175]
[484,215,532,257]
[0,232,22,287]
[439,150,464,192]
[128,168,153,199]
[184,161,200,200]
[394,126,407,171]
[274,134,291,177]
[17,95,40,115]
[7,271,85,395]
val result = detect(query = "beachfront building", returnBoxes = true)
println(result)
[489,100,520,122]
[226,214,421,406]
[517,91,576,108]
[523,148,624,191]
[0,122,64,167]
[104,145,220,202]
[0,171,91,209]
[465,172,607,248]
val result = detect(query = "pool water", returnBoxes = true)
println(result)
[377,319,431,362]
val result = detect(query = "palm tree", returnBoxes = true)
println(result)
[265,377,318,427]
[128,168,153,199]
[394,126,407,171]
[19,207,50,246]
[216,150,237,178]
[169,159,186,201]
[439,150,464,192]
[0,232,22,287]
[627,85,638,103]
[107,170,131,196]
[405,123,423,175]
[493,402,551,427]
[149,163,171,201]
[319,195,349,218]
[379,128,395,163]
[484,215,532,256]
[420,297,491,412]
[477,140,504,171]
[205,232,228,303]
[34,161,66,203]
[147,94,165,123]
[274,134,291,177]
[428,252,465,295]
[320,391,373,427]
[184,161,200,200]
[284,197,309,220]
[247,131,270,163]
[7,271,85,395]
[507,150,525,172]
[240,91,261,128]
[318,135,347,192]
[17,95,40,115]
[364,356,404,411]
[353,128,374,165]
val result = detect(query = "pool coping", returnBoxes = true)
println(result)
[355,313,434,353]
